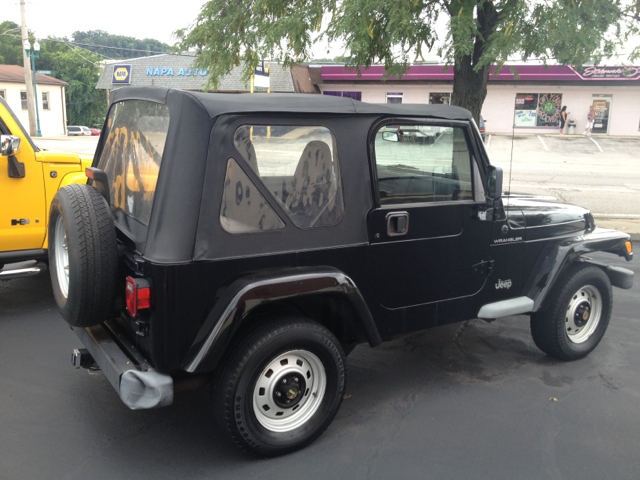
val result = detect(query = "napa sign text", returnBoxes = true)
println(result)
[146,67,208,76]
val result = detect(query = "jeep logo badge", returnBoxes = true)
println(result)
[495,279,512,289]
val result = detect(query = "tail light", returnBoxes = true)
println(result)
[126,276,152,316]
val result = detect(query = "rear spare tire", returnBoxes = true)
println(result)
[48,184,117,327]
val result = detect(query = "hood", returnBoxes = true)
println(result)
[503,194,593,241]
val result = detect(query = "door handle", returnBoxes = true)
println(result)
[386,212,409,237]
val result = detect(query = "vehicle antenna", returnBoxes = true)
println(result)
[507,96,517,204]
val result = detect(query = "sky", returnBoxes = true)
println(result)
[7,0,345,59]
[7,0,639,64]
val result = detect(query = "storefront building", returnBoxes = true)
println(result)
[96,54,295,96]
[309,64,640,136]
[0,65,68,136]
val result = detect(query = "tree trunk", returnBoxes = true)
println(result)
[450,1,498,125]
[451,57,490,125]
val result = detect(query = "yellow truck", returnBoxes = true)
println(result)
[0,95,90,279]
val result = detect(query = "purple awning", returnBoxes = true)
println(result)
[320,64,639,82]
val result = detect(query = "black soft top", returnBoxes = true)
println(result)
[110,86,472,121]
[104,86,474,263]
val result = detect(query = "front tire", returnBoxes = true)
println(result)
[530,264,612,361]
[213,317,346,456]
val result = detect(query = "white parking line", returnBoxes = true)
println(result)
[537,135,548,151]
[486,135,492,149]
[592,213,640,218]
[509,184,636,193]
[589,136,603,152]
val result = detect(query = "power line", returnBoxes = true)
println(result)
[67,41,194,57]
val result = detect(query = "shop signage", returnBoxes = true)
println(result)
[145,67,209,76]
[112,65,132,84]
[254,60,270,88]
[573,65,640,80]
[35,70,52,75]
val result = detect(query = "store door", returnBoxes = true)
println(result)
[591,97,612,135]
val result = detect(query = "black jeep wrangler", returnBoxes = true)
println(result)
[49,87,634,456]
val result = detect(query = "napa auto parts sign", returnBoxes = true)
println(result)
[112,65,131,84]
[571,65,640,80]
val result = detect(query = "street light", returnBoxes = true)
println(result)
[23,39,42,137]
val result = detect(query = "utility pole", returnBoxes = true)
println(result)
[20,0,37,137]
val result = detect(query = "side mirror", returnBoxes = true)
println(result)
[1,135,25,178]
[381,131,398,142]
[486,165,503,201]
[1,135,21,157]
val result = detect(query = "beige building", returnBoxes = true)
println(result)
[0,65,68,136]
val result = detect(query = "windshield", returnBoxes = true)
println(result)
[98,100,170,226]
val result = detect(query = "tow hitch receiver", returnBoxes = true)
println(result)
[71,348,97,369]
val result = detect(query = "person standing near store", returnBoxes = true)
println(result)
[559,106,569,135]
[582,106,596,136]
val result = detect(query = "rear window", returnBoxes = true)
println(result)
[98,100,170,225]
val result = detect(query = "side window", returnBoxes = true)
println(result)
[98,100,170,226]
[374,125,473,205]
[220,158,285,234]
[232,125,345,229]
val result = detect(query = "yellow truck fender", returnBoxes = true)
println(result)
[42,170,89,249]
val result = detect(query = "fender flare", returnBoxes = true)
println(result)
[524,228,632,313]
[181,266,381,373]
[42,171,89,249]
[58,171,89,189]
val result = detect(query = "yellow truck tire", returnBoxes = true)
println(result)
[48,184,118,327]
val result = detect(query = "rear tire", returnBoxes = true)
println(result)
[48,184,117,327]
[530,265,612,361]
[213,317,346,456]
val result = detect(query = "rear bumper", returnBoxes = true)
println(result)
[72,320,173,410]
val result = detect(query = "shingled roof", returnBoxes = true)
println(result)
[96,55,294,92]
[0,65,68,86]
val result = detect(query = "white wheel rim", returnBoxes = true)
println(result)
[565,285,602,344]
[252,350,327,433]
[54,216,70,298]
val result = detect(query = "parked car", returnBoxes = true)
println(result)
[67,126,92,136]
[51,88,633,457]
[478,115,486,141]
[90,128,101,136]
[0,97,90,280]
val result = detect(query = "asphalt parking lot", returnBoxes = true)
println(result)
[1,252,638,479]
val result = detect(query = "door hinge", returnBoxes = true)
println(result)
[472,260,494,276]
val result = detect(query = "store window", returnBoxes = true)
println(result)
[42,92,50,110]
[430,93,451,104]
[374,124,473,205]
[515,93,562,127]
[386,92,403,104]
[21,91,27,110]
[322,91,362,101]
[231,125,345,229]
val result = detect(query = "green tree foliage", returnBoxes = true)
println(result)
[36,40,106,127]
[71,30,171,59]
[0,21,24,65]
[175,0,637,122]
[0,21,105,126]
